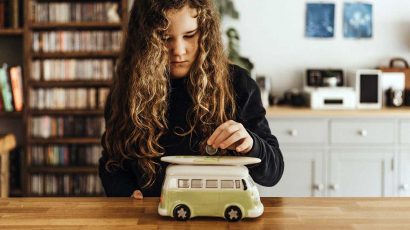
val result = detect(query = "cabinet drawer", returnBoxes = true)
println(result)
[330,120,395,144]
[400,120,410,144]
[268,119,327,144]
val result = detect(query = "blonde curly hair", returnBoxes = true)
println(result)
[103,0,236,187]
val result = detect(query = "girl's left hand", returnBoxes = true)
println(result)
[207,120,253,154]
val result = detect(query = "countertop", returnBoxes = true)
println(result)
[1,197,410,229]
[266,106,410,118]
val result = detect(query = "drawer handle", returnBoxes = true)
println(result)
[288,129,298,137]
[358,129,368,137]
[313,183,324,191]
[329,184,339,190]
[400,184,409,191]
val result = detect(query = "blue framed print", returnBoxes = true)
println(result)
[305,3,335,38]
[344,3,373,38]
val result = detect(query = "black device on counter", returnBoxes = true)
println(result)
[306,69,344,87]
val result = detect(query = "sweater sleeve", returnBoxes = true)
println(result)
[98,149,140,197]
[233,66,284,187]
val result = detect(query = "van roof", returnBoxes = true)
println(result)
[161,156,261,166]
[165,165,249,177]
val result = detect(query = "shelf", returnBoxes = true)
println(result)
[0,29,24,35]
[29,137,101,144]
[28,166,98,174]
[29,109,104,116]
[0,111,23,118]
[29,22,123,30]
[29,80,112,88]
[31,51,120,59]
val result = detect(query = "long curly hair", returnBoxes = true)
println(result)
[103,0,236,188]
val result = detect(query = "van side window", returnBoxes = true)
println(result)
[178,179,189,188]
[235,180,241,189]
[206,180,218,188]
[221,180,234,189]
[191,179,202,188]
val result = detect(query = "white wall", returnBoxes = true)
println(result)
[228,0,410,96]
[128,0,410,96]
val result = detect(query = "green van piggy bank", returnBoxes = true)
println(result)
[158,156,264,221]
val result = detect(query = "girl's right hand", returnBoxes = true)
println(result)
[132,190,143,199]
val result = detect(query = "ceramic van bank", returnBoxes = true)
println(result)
[158,156,264,221]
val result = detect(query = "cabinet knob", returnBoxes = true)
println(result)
[313,184,324,191]
[358,129,368,137]
[400,184,409,190]
[288,129,298,137]
[329,184,340,190]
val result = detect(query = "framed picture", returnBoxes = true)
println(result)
[305,3,335,38]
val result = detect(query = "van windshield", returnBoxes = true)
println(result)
[241,179,247,191]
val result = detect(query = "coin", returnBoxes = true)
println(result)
[205,145,218,155]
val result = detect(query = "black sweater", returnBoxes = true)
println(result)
[99,64,284,197]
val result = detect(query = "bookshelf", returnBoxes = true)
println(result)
[0,0,24,197]
[22,0,128,196]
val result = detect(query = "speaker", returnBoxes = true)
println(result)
[356,69,382,109]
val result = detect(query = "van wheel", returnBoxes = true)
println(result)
[173,204,191,221]
[224,206,242,222]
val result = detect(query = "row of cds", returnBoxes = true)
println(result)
[30,174,103,196]
[31,59,114,81]
[31,116,105,138]
[32,31,122,52]
[29,145,102,166]
[29,88,109,110]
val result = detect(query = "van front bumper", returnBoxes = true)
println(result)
[158,205,168,216]
[247,203,264,218]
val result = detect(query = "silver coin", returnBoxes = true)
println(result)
[205,145,218,155]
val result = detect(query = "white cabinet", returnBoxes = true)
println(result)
[257,148,325,197]
[328,149,395,197]
[398,150,410,196]
[261,113,405,197]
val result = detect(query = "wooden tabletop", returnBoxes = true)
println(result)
[1,197,410,229]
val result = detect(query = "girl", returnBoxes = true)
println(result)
[99,0,284,199]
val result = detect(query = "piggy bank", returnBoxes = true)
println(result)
[158,156,264,221]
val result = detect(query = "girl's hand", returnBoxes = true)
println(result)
[132,190,143,199]
[207,120,253,154]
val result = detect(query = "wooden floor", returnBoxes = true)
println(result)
[1,197,410,229]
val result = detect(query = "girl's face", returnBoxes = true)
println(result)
[165,5,200,78]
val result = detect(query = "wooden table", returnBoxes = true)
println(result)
[1,198,410,229]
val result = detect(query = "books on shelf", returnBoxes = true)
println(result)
[29,145,101,166]
[9,66,23,111]
[0,0,20,29]
[30,174,103,196]
[29,87,110,109]
[0,64,24,112]
[31,59,113,81]
[32,31,122,52]
[31,1,121,23]
[30,116,105,138]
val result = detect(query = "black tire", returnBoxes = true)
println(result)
[173,204,191,221]
[224,206,242,222]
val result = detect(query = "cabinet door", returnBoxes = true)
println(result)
[328,149,395,197]
[256,148,325,197]
[398,150,410,196]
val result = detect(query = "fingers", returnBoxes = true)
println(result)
[132,190,143,200]
[219,130,245,149]
[208,121,242,149]
[207,120,253,153]
[207,120,236,146]
[235,136,254,154]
